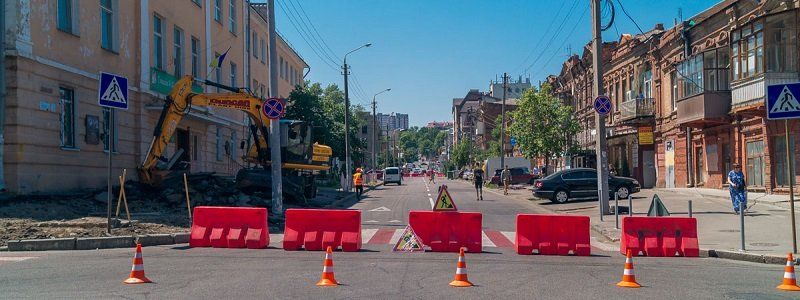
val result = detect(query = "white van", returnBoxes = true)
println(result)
[384,167,402,185]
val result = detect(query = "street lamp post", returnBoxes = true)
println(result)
[372,88,391,174]
[343,43,371,192]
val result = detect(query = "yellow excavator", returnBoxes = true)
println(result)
[138,75,332,202]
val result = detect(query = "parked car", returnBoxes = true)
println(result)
[532,168,640,204]
[461,169,473,180]
[490,167,537,185]
[411,168,422,177]
[383,167,402,185]
[366,169,384,180]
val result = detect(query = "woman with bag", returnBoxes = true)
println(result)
[727,163,747,214]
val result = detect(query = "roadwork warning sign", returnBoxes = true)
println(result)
[433,184,457,211]
[392,225,425,252]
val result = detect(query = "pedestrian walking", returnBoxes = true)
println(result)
[429,169,436,184]
[727,163,747,214]
[473,165,484,201]
[501,165,511,195]
[353,168,365,199]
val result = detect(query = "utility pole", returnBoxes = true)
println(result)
[267,0,283,215]
[372,100,377,171]
[343,61,351,192]
[500,73,508,170]
[592,0,611,214]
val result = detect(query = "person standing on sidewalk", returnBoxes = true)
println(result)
[501,165,511,195]
[727,163,747,214]
[429,168,436,184]
[473,165,484,201]
[353,168,365,199]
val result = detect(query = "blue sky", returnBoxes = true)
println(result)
[272,0,718,126]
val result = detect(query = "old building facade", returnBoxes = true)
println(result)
[3,0,307,193]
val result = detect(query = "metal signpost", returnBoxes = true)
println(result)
[767,82,800,254]
[98,72,128,234]
[263,97,286,215]
[593,94,612,220]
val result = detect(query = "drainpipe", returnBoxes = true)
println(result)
[687,127,694,187]
[0,2,7,192]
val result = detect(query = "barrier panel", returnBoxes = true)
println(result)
[408,211,482,252]
[515,214,590,256]
[189,206,269,249]
[620,216,699,257]
[283,209,361,251]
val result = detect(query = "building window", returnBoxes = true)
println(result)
[214,0,222,22]
[253,79,259,96]
[214,53,221,92]
[102,108,117,152]
[279,57,285,79]
[230,131,237,160]
[252,33,258,59]
[678,48,730,98]
[639,67,652,98]
[746,140,765,187]
[59,87,76,149]
[173,27,184,76]
[192,134,199,160]
[229,0,237,34]
[670,71,678,111]
[216,127,222,161]
[766,12,798,73]
[191,37,200,78]
[261,39,266,63]
[260,85,265,98]
[153,15,164,70]
[100,0,117,51]
[58,0,79,35]
[192,0,202,7]
[230,62,237,87]
[732,20,764,80]
[773,135,795,187]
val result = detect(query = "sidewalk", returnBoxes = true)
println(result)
[494,183,800,263]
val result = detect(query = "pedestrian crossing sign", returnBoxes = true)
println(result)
[433,184,458,211]
[767,83,800,120]
[392,225,425,252]
[98,72,128,110]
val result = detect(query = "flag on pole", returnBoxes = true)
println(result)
[209,47,231,69]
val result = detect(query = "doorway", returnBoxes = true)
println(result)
[665,140,675,188]
[176,128,192,172]
[642,150,656,188]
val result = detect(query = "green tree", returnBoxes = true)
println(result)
[509,84,579,172]
[451,138,474,169]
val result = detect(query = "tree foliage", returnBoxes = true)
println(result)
[508,84,579,166]
[451,138,474,169]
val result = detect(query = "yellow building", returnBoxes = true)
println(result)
[2,0,308,193]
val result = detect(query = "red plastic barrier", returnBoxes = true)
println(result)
[283,209,361,251]
[515,214,590,256]
[189,206,269,249]
[620,216,699,257]
[408,211,482,252]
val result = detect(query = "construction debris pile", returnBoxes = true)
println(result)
[123,173,274,209]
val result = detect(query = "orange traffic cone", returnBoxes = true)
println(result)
[316,246,339,286]
[449,248,473,287]
[616,249,641,288]
[777,253,800,291]
[123,244,152,284]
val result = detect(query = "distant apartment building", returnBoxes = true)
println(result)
[2,0,307,193]
[396,113,409,130]
[426,121,453,129]
[376,112,408,132]
[489,76,532,100]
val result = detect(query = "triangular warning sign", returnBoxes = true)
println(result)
[433,184,457,211]
[771,86,800,113]
[100,76,127,104]
[647,194,670,217]
[392,225,425,252]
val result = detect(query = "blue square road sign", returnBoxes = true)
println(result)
[98,72,129,110]
[766,82,800,120]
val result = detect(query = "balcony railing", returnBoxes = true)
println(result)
[619,97,655,121]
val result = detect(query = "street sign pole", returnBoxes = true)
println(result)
[97,72,128,234]
[106,110,113,234]
[591,0,611,215]
[787,119,797,254]
[267,0,283,216]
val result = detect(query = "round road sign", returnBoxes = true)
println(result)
[262,97,285,120]
[594,95,612,116]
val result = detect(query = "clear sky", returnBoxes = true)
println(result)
[271,0,718,126]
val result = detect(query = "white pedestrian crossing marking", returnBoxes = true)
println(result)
[482,231,496,248]
[389,228,404,244]
[388,220,401,223]
[100,76,127,104]
[361,228,378,243]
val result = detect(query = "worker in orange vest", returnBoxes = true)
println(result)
[353,168,365,198]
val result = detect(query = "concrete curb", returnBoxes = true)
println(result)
[6,233,191,251]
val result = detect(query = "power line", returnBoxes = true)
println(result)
[281,0,340,65]
[288,0,341,62]
[515,0,569,73]
[521,0,583,74]
[531,5,590,80]
[614,0,645,35]
[276,0,340,71]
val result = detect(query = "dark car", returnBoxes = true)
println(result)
[532,168,641,203]
[490,167,538,185]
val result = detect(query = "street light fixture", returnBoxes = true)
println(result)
[372,88,391,173]
[343,43,372,192]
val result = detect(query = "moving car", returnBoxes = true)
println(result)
[383,167,402,185]
[532,168,640,204]
[490,167,537,185]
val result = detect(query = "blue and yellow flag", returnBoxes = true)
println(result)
[209,47,230,69]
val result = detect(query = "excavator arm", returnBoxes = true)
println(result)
[138,75,330,185]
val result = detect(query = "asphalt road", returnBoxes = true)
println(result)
[0,177,796,299]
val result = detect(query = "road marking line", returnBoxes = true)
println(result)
[388,220,401,223]
[500,231,516,243]
[361,228,379,243]
[389,228,404,244]
[0,257,36,262]
[481,231,496,248]
[365,220,380,223]
[428,197,434,208]
[484,230,514,248]
[369,206,391,212]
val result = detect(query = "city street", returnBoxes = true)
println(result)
[0,177,793,299]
